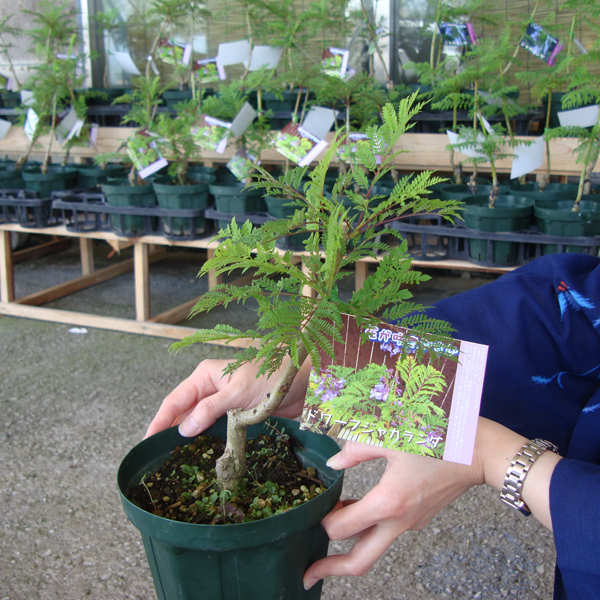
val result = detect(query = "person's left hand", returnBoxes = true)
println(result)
[303,439,485,590]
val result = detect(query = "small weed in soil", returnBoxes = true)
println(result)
[128,424,327,524]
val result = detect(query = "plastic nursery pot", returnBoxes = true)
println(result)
[76,164,127,189]
[439,183,509,202]
[461,194,534,266]
[101,179,157,236]
[22,166,78,197]
[508,182,578,203]
[0,167,24,190]
[264,195,311,250]
[186,164,217,180]
[0,91,21,108]
[209,182,266,214]
[162,89,193,108]
[152,178,215,236]
[118,416,344,600]
[534,200,600,255]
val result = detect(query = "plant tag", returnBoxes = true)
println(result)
[301,107,337,140]
[55,106,84,146]
[23,109,39,141]
[520,23,563,66]
[438,22,477,46]
[300,315,488,465]
[446,129,486,159]
[229,102,257,137]
[157,39,192,66]
[557,104,600,128]
[246,45,283,71]
[114,51,141,76]
[191,115,232,153]
[217,39,251,67]
[322,47,349,78]
[89,123,99,146]
[0,118,11,141]
[20,90,34,107]
[510,136,544,179]
[336,132,381,165]
[126,131,168,179]
[227,148,259,180]
[272,122,328,166]
[194,57,226,83]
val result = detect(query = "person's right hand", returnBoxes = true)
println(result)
[144,358,311,439]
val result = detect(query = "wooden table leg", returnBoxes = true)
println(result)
[79,238,94,276]
[355,261,369,291]
[0,229,15,302]
[134,242,150,321]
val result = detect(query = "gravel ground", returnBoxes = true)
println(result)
[1,237,557,600]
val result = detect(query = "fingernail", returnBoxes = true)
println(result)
[326,452,341,469]
[178,417,199,438]
[303,578,318,591]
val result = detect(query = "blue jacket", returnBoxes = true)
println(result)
[429,253,600,600]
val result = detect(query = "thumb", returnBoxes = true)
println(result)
[326,441,393,470]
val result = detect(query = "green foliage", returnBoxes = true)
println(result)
[172,95,461,381]
[116,76,166,129]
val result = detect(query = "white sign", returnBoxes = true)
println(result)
[217,39,251,67]
[510,136,545,180]
[558,104,600,128]
[302,107,337,140]
[114,51,141,76]
[247,46,283,71]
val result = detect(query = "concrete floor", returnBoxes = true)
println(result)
[0,236,557,600]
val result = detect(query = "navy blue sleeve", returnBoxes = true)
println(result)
[422,253,600,600]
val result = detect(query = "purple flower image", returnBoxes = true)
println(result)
[313,370,346,403]
[370,376,390,402]
[380,342,401,357]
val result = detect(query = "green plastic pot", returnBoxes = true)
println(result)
[534,200,600,254]
[22,166,78,197]
[461,195,534,265]
[0,167,24,190]
[508,182,578,203]
[210,183,266,214]
[101,180,157,236]
[76,164,127,189]
[162,89,193,108]
[187,165,217,180]
[0,91,21,108]
[264,195,311,250]
[118,416,344,600]
[152,178,215,236]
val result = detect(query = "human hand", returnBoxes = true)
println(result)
[303,436,485,590]
[144,358,311,439]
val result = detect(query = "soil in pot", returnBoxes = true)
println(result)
[461,194,534,265]
[152,178,215,236]
[127,427,328,525]
[101,179,157,236]
[534,200,600,254]
[118,416,343,600]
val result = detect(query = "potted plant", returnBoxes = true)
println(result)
[15,1,85,196]
[152,94,216,236]
[118,94,461,600]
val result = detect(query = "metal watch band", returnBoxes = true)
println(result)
[500,438,559,516]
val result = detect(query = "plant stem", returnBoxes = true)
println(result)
[0,34,20,89]
[215,342,309,492]
[501,0,542,77]
[42,93,58,174]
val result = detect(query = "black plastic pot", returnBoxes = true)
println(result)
[534,200,600,254]
[0,90,21,108]
[101,180,157,236]
[76,164,127,189]
[508,182,578,203]
[118,416,344,600]
[22,166,78,197]
[461,195,534,265]
[152,176,215,236]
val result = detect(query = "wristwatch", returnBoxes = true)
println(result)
[500,438,559,516]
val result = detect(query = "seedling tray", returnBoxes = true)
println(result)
[391,217,600,267]
[0,189,62,228]
[53,192,212,241]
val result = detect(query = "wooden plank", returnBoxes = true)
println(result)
[149,296,202,325]
[79,238,94,276]
[13,238,71,264]
[134,242,150,321]
[0,302,255,345]
[0,229,14,302]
